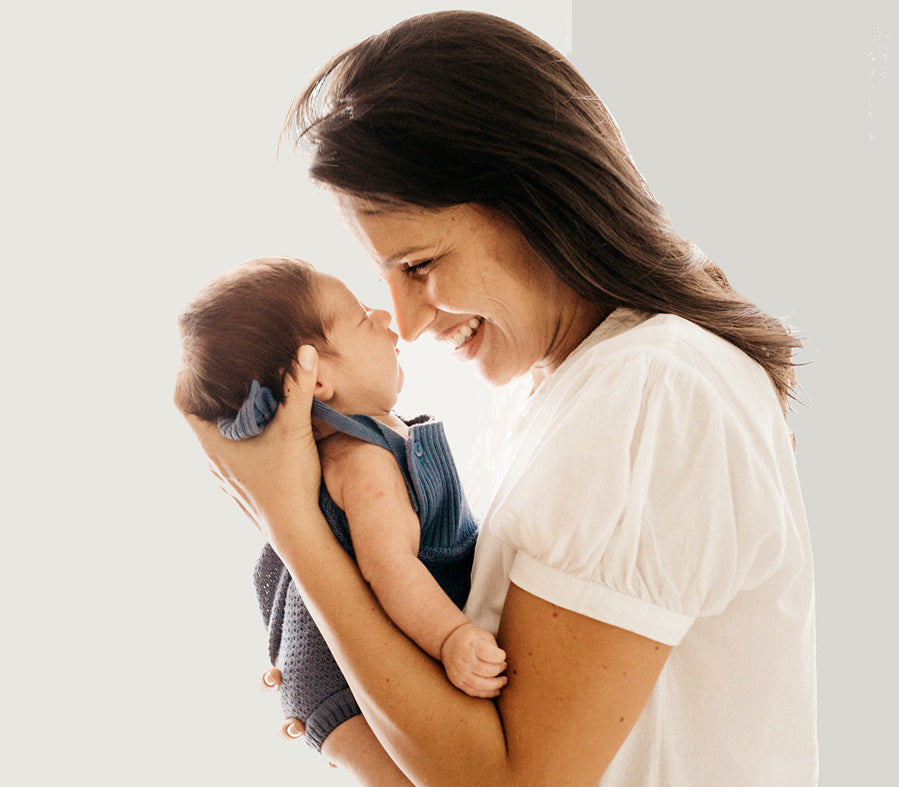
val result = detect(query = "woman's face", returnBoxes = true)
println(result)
[336,197,599,387]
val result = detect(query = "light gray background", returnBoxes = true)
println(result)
[2,1,894,784]
[573,2,896,783]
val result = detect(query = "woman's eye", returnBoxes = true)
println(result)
[402,259,435,277]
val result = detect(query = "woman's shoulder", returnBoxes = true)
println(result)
[573,309,754,372]
[554,308,779,422]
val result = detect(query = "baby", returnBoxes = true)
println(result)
[175,256,506,753]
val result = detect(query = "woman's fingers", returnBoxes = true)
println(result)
[271,345,318,437]
[185,412,228,463]
[185,413,257,505]
[181,346,319,472]
[208,460,262,529]
[181,345,324,547]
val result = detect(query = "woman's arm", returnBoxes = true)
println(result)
[186,348,671,785]
[273,508,670,785]
[322,437,506,697]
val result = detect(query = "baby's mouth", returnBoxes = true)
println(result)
[451,317,482,349]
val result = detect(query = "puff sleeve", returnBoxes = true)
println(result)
[487,349,791,646]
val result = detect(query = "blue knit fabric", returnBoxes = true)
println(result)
[217,380,278,440]
[254,401,479,752]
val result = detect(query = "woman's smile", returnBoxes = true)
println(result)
[439,316,483,351]
[336,197,604,387]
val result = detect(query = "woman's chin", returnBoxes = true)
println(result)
[474,353,521,388]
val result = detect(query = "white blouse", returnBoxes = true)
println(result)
[465,308,817,785]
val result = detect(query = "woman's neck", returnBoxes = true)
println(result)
[529,297,613,392]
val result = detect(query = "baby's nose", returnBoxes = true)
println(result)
[371,308,393,328]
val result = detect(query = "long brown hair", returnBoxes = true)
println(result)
[282,11,801,412]
[175,257,330,421]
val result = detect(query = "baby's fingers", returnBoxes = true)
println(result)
[458,672,509,699]
[281,717,306,740]
[260,668,282,692]
[474,641,507,666]
[474,654,508,679]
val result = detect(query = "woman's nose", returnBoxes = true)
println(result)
[385,276,434,342]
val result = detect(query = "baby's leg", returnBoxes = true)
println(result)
[322,715,412,786]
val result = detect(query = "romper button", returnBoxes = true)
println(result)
[414,444,424,457]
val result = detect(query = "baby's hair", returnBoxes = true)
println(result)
[175,256,331,421]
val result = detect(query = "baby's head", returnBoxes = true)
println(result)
[175,256,403,427]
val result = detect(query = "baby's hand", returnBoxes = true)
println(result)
[440,622,508,698]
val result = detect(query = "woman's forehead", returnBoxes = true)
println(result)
[334,191,433,218]
[337,199,471,261]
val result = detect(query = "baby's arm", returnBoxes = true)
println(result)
[322,436,507,699]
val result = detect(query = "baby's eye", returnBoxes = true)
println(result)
[402,259,435,277]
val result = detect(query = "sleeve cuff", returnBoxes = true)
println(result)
[509,552,694,646]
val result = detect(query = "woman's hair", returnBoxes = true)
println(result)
[282,11,802,412]
[175,257,331,421]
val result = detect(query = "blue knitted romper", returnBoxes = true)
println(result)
[253,399,479,751]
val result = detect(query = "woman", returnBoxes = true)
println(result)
[187,11,817,785]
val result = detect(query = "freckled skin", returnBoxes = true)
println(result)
[335,198,610,389]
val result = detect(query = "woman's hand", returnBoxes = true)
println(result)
[184,346,322,553]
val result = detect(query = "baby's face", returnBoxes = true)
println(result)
[313,272,404,415]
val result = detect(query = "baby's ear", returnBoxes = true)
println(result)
[294,348,335,403]
[280,350,334,403]
[314,375,335,402]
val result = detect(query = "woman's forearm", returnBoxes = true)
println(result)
[187,365,666,784]
[185,370,512,781]
[273,505,511,785]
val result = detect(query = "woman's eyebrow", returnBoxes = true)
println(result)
[380,246,432,270]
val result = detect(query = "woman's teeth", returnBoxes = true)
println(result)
[452,317,482,349]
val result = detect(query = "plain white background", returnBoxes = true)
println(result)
[2,1,894,784]
[2,3,565,786]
